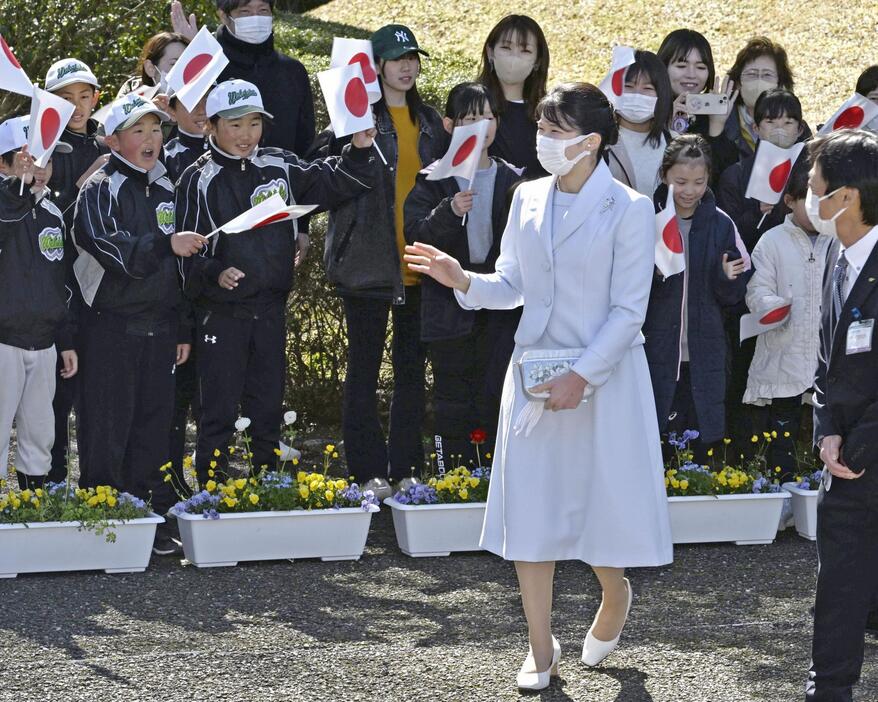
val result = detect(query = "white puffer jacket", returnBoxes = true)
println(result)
[744,215,834,405]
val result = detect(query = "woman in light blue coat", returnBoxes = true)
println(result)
[406,83,672,692]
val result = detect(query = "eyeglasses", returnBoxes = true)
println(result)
[740,69,778,82]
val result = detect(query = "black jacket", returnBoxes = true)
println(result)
[216,26,315,156]
[643,185,748,443]
[403,157,523,341]
[48,118,108,231]
[164,130,209,185]
[176,138,373,315]
[312,99,448,303]
[814,240,878,474]
[0,178,73,351]
[72,155,186,337]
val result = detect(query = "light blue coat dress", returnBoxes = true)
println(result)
[455,161,673,566]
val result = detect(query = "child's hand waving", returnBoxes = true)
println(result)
[722,253,746,280]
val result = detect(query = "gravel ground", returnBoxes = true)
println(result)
[2,511,878,702]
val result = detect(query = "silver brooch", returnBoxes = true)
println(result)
[600,196,616,213]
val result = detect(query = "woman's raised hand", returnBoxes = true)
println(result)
[404,242,470,292]
[708,76,738,137]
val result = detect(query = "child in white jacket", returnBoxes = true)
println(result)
[744,160,832,480]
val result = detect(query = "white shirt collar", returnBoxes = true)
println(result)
[841,225,878,274]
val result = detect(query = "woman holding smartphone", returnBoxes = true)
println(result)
[405,83,672,693]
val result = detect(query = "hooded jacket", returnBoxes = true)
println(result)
[176,138,372,314]
[0,178,73,351]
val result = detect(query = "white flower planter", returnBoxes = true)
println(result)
[174,508,374,567]
[0,513,163,578]
[667,493,790,545]
[384,498,486,557]
[782,483,818,541]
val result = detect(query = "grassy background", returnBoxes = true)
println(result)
[300,0,878,126]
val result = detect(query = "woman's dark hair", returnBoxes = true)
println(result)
[444,82,499,122]
[754,88,803,124]
[476,15,549,121]
[656,29,716,95]
[378,54,425,125]
[809,130,878,226]
[217,0,274,12]
[728,37,795,100]
[624,50,673,148]
[137,32,189,86]
[537,82,618,158]
[856,65,878,97]
[784,154,811,201]
[660,133,713,178]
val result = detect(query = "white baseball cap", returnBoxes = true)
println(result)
[206,79,274,120]
[0,116,71,156]
[102,93,171,136]
[44,58,100,92]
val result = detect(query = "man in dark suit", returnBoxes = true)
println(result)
[807,129,878,701]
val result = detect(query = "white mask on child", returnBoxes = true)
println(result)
[232,16,273,44]
[616,93,657,124]
[805,187,847,239]
[765,128,798,149]
[536,133,592,176]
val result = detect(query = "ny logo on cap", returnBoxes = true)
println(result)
[395,30,410,43]
[57,63,85,80]
[228,88,258,105]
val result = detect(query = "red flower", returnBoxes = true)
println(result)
[470,428,487,445]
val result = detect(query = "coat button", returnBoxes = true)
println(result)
[544,296,552,307]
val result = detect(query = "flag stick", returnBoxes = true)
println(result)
[372,140,387,166]
[462,174,474,227]
[205,226,223,240]
[757,211,769,229]
[19,178,24,196]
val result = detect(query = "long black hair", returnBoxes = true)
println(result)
[656,29,716,95]
[377,54,426,125]
[476,15,549,120]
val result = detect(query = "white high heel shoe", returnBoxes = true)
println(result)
[517,635,561,691]
[581,578,633,667]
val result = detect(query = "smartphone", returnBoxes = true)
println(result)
[685,92,729,115]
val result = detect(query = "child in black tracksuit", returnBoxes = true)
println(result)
[0,147,76,490]
[44,58,109,483]
[72,95,206,540]
[176,80,374,485]
[404,82,522,466]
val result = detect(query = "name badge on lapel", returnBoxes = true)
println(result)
[846,319,874,354]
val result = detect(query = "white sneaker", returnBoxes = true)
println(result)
[278,442,301,462]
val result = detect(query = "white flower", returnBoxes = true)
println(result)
[283,411,297,426]
[234,417,251,432]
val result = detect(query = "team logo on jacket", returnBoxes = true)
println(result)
[38,227,64,262]
[250,178,288,207]
[156,202,175,235]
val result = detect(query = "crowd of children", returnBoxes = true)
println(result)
[1,0,876,554]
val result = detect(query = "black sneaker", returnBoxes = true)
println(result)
[152,524,182,556]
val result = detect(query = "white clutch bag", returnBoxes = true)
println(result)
[513,349,595,436]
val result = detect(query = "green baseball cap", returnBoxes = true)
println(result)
[370,24,429,60]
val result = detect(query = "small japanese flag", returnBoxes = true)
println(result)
[598,46,636,106]
[0,33,33,97]
[165,27,229,112]
[745,140,806,205]
[426,119,489,185]
[206,194,317,239]
[26,85,75,168]
[740,298,792,341]
[317,62,374,138]
[655,185,685,279]
[818,93,878,135]
[331,38,381,104]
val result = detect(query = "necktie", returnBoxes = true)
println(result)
[831,251,849,337]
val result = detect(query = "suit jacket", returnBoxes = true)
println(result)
[814,234,878,473]
[454,160,655,388]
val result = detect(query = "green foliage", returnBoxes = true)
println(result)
[0,0,217,121]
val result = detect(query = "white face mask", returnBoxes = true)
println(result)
[740,79,776,109]
[492,53,536,85]
[765,127,798,149]
[805,187,847,238]
[616,93,657,124]
[536,133,592,176]
[232,15,273,44]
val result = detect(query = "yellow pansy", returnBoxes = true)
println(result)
[679,480,689,490]
[205,480,217,492]
[325,490,334,502]
[459,488,469,500]
[299,486,310,499]
[234,479,247,490]
[249,494,260,505]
